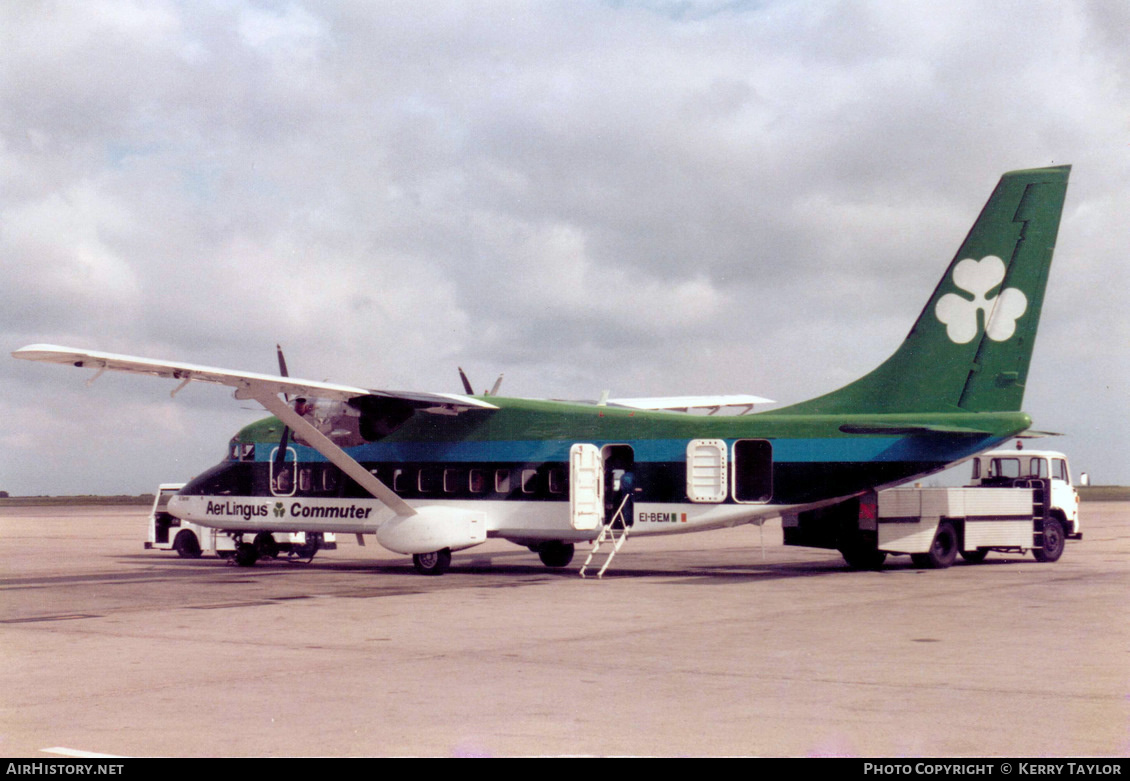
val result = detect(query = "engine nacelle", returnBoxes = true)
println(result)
[377,506,487,555]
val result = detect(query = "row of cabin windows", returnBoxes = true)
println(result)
[272,462,568,498]
[390,466,568,496]
[271,438,774,503]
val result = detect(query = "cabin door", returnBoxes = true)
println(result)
[569,443,604,531]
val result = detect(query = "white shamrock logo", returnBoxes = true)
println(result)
[934,256,1027,344]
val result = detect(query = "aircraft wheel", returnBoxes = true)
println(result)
[960,549,989,564]
[254,531,279,559]
[1033,517,1066,563]
[413,549,451,576]
[911,521,958,569]
[538,541,575,568]
[234,542,259,567]
[173,530,202,559]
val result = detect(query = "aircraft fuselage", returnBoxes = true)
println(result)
[170,398,1031,544]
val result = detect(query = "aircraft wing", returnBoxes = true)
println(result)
[12,344,498,410]
[13,344,504,517]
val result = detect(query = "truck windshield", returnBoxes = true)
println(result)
[989,458,1021,479]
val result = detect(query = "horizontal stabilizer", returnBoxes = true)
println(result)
[609,394,774,413]
[838,423,993,436]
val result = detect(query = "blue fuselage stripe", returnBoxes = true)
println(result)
[259,436,992,466]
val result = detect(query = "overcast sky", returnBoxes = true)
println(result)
[2,0,1127,495]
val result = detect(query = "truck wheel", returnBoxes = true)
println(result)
[173,530,202,559]
[960,550,989,564]
[413,549,451,575]
[254,531,280,559]
[234,542,259,567]
[537,542,575,568]
[839,545,887,570]
[911,521,958,569]
[1033,517,1066,563]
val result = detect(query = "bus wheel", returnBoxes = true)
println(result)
[538,542,575,568]
[911,521,957,569]
[1033,517,1066,563]
[173,530,202,559]
[413,549,451,576]
[960,549,989,564]
[234,542,259,567]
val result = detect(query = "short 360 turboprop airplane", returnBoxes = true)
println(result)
[14,165,1070,575]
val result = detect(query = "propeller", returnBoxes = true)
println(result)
[457,366,504,396]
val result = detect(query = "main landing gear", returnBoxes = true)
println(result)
[412,549,452,576]
[535,541,575,568]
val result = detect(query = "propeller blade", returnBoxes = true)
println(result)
[457,366,474,395]
[276,344,290,377]
[488,373,504,396]
[275,426,290,463]
[274,345,292,482]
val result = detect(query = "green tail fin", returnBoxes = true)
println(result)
[777,165,1070,415]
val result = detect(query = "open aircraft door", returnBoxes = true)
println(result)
[570,443,604,531]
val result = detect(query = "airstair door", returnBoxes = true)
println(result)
[570,443,604,531]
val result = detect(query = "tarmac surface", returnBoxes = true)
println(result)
[1,501,1127,757]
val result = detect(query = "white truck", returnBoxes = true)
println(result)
[145,483,336,562]
[860,447,1080,569]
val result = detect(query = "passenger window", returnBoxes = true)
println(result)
[469,469,486,494]
[443,469,463,493]
[1029,458,1048,478]
[495,469,511,494]
[548,468,566,494]
[418,468,440,493]
[521,469,538,494]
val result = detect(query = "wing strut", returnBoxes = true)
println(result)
[239,388,416,517]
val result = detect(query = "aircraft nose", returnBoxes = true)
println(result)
[167,495,189,518]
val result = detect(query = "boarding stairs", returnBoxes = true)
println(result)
[579,495,631,579]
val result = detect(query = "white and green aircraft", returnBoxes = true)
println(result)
[14,165,1071,575]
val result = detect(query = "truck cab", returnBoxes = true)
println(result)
[969,448,1081,539]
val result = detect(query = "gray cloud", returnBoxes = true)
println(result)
[2,0,1127,494]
